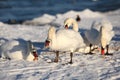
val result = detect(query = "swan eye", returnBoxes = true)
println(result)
[65,24,68,29]
[45,40,50,47]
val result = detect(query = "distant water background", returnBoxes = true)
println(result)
[0,0,120,23]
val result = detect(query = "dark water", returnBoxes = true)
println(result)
[0,0,120,24]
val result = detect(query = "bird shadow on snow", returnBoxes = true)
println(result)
[112,34,120,41]
[12,39,47,56]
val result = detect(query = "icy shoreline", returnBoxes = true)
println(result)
[0,9,120,80]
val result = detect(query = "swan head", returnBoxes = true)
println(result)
[32,48,38,61]
[64,18,78,32]
[26,41,38,61]
[45,39,51,48]
[64,18,73,29]
[26,49,38,61]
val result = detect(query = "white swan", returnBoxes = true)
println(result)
[100,20,114,55]
[45,26,85,64]
[64,18,92,53]
[84,21,101,54]
[0,40,38,61]
[85,20,114,55]
[64,18,114,55]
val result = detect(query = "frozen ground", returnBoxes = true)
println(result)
[0,9,120,80]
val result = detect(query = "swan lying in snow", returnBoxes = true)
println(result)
[0,40,38,61]
[85,20,114,55]
[45,26,85,64]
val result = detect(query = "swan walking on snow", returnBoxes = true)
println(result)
[45,26,85,64]
[84,21,101,54]
[64,18,114,55]
[100,20,114,55]
[85,20,114,55]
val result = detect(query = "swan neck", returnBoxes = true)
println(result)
[72,20,78,32]
[100,26,106,48]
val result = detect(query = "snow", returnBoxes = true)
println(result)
[0,9,120,80]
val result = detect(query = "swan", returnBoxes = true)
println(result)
[64,18,93,53]
[0,40,38,61]
[100,20,114,55]
[85,20,114,55]
[84,21,101,54]
[45,26,85,64]
[64,18,114,55]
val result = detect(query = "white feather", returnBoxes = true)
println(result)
[85,20,114,48]
[100,20,115,48]
[47,26,85,52]
[0,40,35,61]
[84,21,101,45]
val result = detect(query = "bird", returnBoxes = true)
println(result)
[64,18,114,55]
[0,40,38,61]
[84,20,114,55]
[45,26,85,64]
[100,20,114,55]
[64,18,92,53]
[84,21,101,54]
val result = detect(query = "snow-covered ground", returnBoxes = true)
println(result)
[0,9,120,80]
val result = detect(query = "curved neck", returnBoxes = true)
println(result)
[100,26,106,48]
[48,27,56,40]
[72,19,79,32]
[48,27,56,48]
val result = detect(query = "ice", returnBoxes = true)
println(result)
[23,14,55,26]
